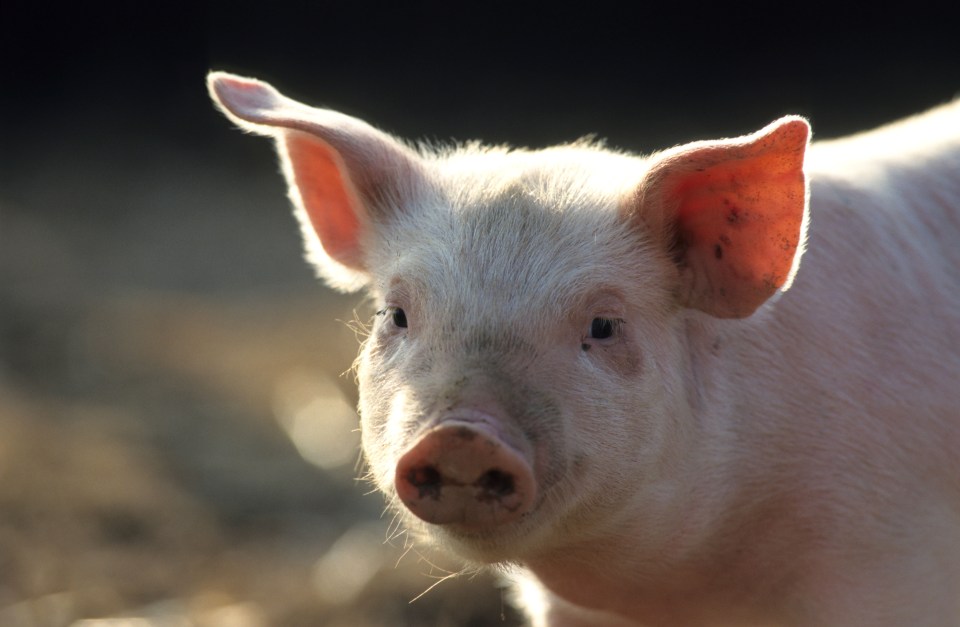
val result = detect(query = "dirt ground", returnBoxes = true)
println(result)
[0,131,524,626]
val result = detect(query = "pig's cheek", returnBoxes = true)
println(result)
[357,346,412,492]
[359,341,440,494]
[565,341,655,481]
[580,334,644,381]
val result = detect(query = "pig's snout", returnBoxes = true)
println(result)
[395,422,536,530]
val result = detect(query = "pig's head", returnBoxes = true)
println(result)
[208,72,809,564]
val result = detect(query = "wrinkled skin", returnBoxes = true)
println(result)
[209,72,960,626]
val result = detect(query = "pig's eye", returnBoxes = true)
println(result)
[589,317,617,339]
[377,306,408,329]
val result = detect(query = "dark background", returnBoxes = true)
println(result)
[1,2,957,626]
[4,2,958,294]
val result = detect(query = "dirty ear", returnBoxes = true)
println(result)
[637,117,810,318]
[207,71,424,291]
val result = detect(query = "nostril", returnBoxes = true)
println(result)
[476,469,515,499]
[406,465,443,500]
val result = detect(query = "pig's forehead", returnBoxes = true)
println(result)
[370,152,660,313]
[430,142,644,205]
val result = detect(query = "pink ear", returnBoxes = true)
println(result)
[639,117,810,318]
[207,72,423,290]
[283,132,366,271]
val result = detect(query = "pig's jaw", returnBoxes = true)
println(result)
[513,461,824,627]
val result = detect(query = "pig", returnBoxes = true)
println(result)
[207,71,960,626]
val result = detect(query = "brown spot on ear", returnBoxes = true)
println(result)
[634,116,809,318]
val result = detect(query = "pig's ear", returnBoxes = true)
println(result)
[636,117,810,318]
[207,71,424,291]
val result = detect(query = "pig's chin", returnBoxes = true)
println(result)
[405,508,554,565]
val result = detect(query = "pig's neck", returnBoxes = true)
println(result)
[523,314,816,626]
[522,487,812,625]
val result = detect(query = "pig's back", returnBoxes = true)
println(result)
[803,99,960,338]
[767,100,960,456]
